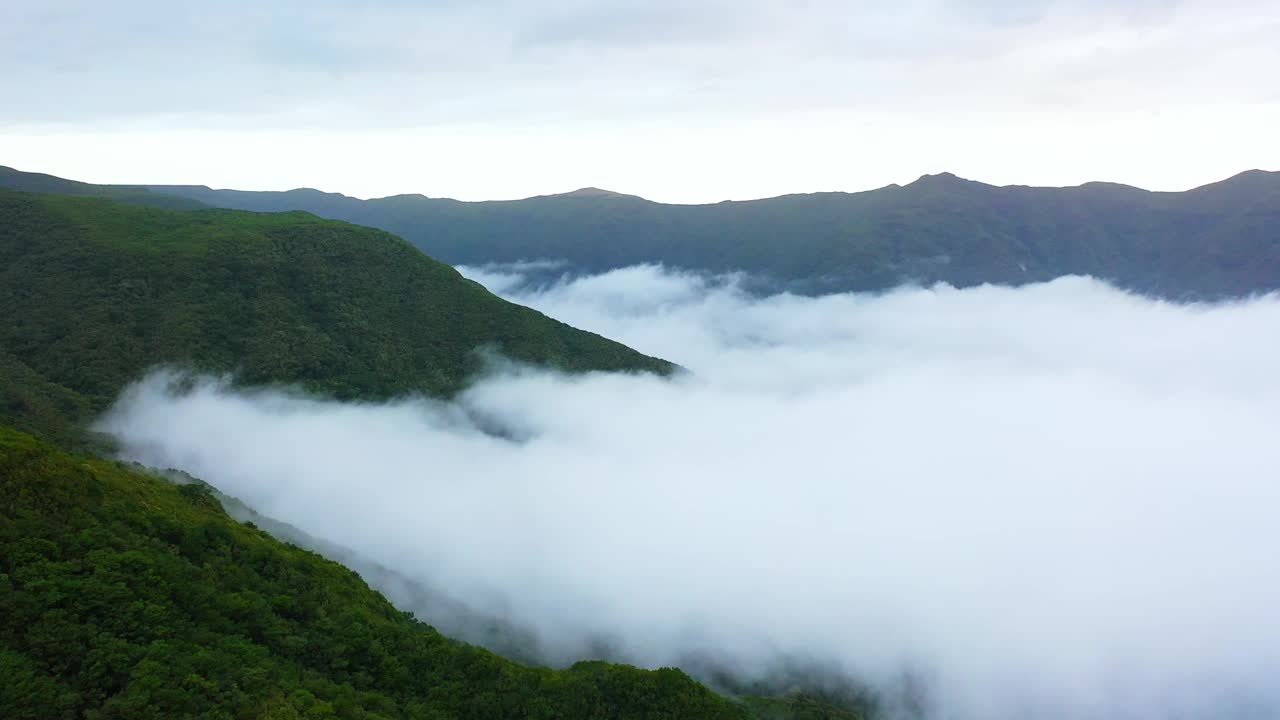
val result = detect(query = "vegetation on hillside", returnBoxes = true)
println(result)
[0,189,671,445]
[0,425,762,719]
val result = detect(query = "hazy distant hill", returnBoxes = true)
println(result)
[132,169,1280,299]
[0,189,671,446]
[0,165,208,210]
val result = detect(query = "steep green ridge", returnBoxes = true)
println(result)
[0,189,671,444]
[0,425,754,719]
[135,170,1280,299]
[0,166,207,210]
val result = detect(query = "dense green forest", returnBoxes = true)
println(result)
[124,168,1280,299]
[0,425,868,719]
[0,189,670,446]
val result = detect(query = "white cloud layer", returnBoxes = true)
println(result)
[101,267,1280,719]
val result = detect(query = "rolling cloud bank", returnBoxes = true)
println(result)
[101,265,1280,719]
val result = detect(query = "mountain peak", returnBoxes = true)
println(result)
[1185,168,1280,199]
[283,187,349,198]
[909,171,967,185]
[538,187,641,200]
[1215,169,1279,186]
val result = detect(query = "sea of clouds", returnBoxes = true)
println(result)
[100,265,1280,719]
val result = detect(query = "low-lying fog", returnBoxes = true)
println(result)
[101,264,1280,719]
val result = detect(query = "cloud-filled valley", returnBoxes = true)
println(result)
[100,265,1280,719]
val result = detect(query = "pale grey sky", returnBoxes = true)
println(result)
[2,0,1276,201]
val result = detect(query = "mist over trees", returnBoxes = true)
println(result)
[3,165,1278,719]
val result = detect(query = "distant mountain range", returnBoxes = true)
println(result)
[4,165,1277,298]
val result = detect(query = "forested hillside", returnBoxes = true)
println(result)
[0,426,774,720]
[0,189,671,446]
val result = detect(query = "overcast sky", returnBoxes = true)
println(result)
[2,0,1277,202]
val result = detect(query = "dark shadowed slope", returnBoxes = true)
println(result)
[134,169,1280,299]
[0,189,671,447]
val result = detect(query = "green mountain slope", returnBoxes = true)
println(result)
[0,185,867,718]
[0,425,753,720]
[134,169,1280,299]
[0,189,671,446]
